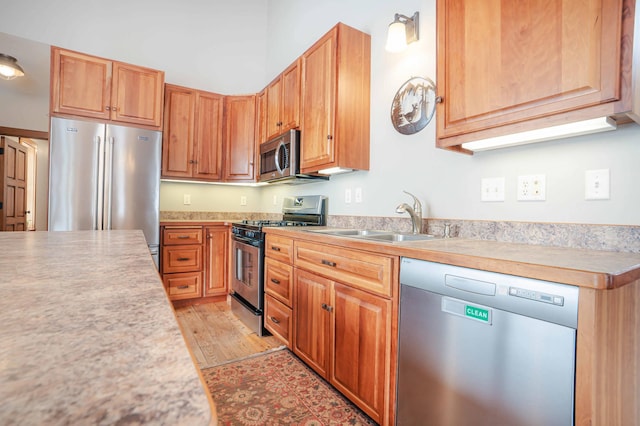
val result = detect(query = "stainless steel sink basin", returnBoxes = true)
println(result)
[306,228,436,242]
[307,229,392,237]
[361,233,436,242]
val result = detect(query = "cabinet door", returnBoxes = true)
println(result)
[204,226,228,297]
[51,48,112,120]
[162,85,195,178]
[332,283,390,424]
[256,89,267,145]
[224,95,257,181]
[300,29,336,172]
[437,0,626,146]
[265,76,282,140]
[293,269,331,378]
[111,62,164,128]
[194,92,224,180]
[281,60,300,132]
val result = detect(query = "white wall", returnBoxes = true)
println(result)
[2,0,639,226]
[1,0,268,94]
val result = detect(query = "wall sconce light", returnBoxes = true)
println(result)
[0,53,25,80]
[386,12,419,52]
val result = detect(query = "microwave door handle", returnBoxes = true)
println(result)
[275,141,287,174]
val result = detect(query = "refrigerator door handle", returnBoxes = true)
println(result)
[95,135,105,231]
[104,136,115,230]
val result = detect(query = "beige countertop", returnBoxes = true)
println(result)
[266,227,640,289]
[0,230,215,425]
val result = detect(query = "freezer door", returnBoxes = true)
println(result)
[105,124,161,246]
[49,117,105,231]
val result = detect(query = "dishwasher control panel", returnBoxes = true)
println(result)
[509,286,564,306]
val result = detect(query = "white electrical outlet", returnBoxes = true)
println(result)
[273,195,278,205]
[240,196,247,206]
[517,174,546,201]
[585,169,610,200]
[345,188,352,204]
[183,194,191,205]
[355,187,362,203]
[481,177,505,202]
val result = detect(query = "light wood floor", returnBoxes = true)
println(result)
[174,300,284,369]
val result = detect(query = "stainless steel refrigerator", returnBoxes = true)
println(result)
[48,116,161,267]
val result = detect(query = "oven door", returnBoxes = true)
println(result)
[231,237,263,310]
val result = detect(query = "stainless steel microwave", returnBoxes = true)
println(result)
[259,129,300,182]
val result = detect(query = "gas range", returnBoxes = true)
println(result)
[229,195,327,336]
[231,195,328,242]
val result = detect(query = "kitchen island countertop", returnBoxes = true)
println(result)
[0,230,216,425]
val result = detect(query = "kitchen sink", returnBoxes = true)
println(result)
[306,228,436,242]
[361,233,436,242]
[307,228,392,237]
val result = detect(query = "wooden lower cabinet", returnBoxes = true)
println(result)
[161,223,229,303]
[293,269,332,378]
[204,225,228,297]
[264,294,292,345]
[293,268,391,424]
[332,282,390,421]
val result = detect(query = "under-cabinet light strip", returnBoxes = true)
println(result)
[461,117,617,152]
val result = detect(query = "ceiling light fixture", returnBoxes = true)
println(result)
[461,117,617,152]
[0,53,25,80]
[386,12,419,53]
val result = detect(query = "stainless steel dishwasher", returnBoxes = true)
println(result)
[397,258,579,426]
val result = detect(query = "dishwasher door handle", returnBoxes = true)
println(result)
[445,274,496,296]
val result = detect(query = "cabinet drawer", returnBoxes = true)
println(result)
[265,294,292,347]
[265,257,293,306]
[265,234,294,263]
[294,241,395,297]
[164,272,203,300]
[163,227,203,245]
[162,245,202,273]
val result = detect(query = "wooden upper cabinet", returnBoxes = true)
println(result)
[300,23,371,173]
[224,95,257,182]
[256,89,267,146]
[436,0,636,150]
[265,59,301,141]
[194,91,224,179]
[51,47,164,128]
[110,62,164,128]
[51,48,112,121]
[162,84,224,180]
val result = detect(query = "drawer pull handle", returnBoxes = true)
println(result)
[321,259,336,267]
[270,316,280,324]
[321,303,334,312]
[271,278,281,285]
[177,285,190,289]
[271,246,281,251]
[177,257,191,261]
[177,235,191,239]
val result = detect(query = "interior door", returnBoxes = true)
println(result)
[0,136,28,231]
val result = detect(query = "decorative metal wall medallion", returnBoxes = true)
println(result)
[391,76,437,135]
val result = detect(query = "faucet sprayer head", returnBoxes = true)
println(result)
[395,203,413,214]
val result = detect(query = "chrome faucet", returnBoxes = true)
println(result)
[396,190,423,234]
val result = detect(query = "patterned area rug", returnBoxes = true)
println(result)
[201,348,376,425]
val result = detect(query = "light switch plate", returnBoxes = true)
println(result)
[585,169,610,200]
[481,177,505,202]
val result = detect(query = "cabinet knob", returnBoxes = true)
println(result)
[176,257,191,261]
[321,303,334,312]
[111,106,118,111]
[321,259,336,267]
[177,285,190,289]
[270,316,280,324]
[105,106,110,111]
[270,278,281,285]
[327,135,333,140]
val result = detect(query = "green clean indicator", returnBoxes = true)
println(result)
[465,305,490,323]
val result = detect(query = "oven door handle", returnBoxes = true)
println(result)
[233,235,261,246]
